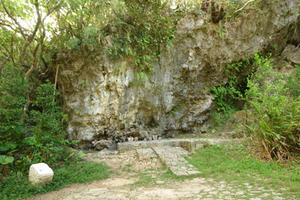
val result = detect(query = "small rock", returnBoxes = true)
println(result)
[200,123,209,133]
[282,44,300,65]
[29,163,54,185]
[134,137,139,141]
[93,140,113,151]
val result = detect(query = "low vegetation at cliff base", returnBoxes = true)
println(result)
[210,53,300,161]
[0,161,110,200]
[245,56,300,161]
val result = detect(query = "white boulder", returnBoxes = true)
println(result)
[29,163,54,185]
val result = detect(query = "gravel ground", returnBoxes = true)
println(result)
[28,149,286,200]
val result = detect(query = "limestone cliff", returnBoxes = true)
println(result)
[56,0,300,144]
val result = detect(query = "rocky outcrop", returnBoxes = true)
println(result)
[282,44,300,65]
[56,0,300,144]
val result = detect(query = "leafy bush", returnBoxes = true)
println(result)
[0,65,69,174]
[245,55,300,160]
[209,59,252,126]
[287,65,300,98]
[0,161,110,200]
[210,75,243,113]
[210,108,236,127]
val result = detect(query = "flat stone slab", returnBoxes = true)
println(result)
[136,148,157,160]
[118,138,236,152]
[152,146,201,176]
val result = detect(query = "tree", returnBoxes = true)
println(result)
[0,0,63,79]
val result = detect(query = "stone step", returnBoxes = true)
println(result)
[152,146,201,176]
[118,138,236,152]
[136,148,157,160]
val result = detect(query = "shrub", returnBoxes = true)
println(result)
[209,59,251,126]
[245,55,300,160]
[0,64,69,174]
[210,75,243,113]
[0,161,110,200]
[107,0,176,79]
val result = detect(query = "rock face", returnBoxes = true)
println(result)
[282,44,300,65]
[29,163,54,185]
[56,0,300,144]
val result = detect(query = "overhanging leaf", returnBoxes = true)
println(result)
[0,155,14,165]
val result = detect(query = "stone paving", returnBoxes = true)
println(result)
[136,148,157,160]
[29,139,288,200]
[117,138,236,152]
[119,138,236,177]
[152,146,201,176]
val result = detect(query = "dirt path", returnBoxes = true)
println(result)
[28,150,284,200]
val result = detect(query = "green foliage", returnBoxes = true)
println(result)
[107,0,176,77]
[209,58,251,127]
[211,57,253,112]
[223,0,244,19]
[211,75,243,113]
[287,65,300,98]
[51,0,177,81]
[52,0,116,52]
[245,55,300,160]
[0,161,110,200]
[210,108,236,127]
[0,64,69,173]
[0,155,14,165]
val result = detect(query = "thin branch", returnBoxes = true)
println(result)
[19,0,41,68]
[0,21,14,29]
[234,0,255,14]
[25,43,40,79]
[0,45,15,65]
[42,0,63,24]
[53,65,60,101]
[1,0,26,39]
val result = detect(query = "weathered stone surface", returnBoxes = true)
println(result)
[56,0,300,142]
[117,138,235,152]
[136,148,157,160]
[93,140,114,151]
[153,146,200,176]
[282,44,300,65]
[29,163,54,185]
[118,139,188,152]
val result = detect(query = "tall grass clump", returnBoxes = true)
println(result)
[245,54,300,160]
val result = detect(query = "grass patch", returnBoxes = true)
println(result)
[0,161,110,200]
[188,143,300,199]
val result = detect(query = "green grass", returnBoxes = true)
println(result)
[187,144,300,199]
[0,161,111,200]
[129,143,300,199]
